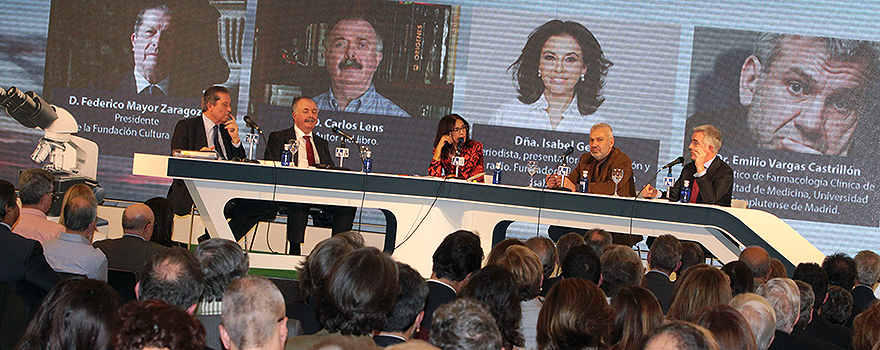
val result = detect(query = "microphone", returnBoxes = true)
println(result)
[661,156,684,170]
[243,115,262,133]
[456,137,464,154]
[561,146,574,157]
[332,126,355,142]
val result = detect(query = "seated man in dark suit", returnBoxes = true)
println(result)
[794,262,853,349]
[0,180,61,317]
[758,278,823,350]
[374,263,429,347]
[641,124,733,206]
[168,85,245,215]
[851,250,879,323]
[416,230,484,341]
[644,234,682,313]
[263,96,356,255]
[93,203,167,274]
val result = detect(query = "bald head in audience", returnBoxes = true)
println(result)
[739,246,772,284]
[642,321,720,350]
[121,203,155,240]
[220,275,287,350]
[137,247,205,314]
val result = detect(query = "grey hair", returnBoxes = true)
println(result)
[730,293,777,350]
[855,250,880,285]
[756,278,799,334]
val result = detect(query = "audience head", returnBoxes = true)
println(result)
[63,195,98,237]
[334,230,366,246]
[430,298,503,350]
[144,197,177,247]
[556,232,586,264]
[138,247,206,313]
[524,237,558,280]
[57,183,96,225]
[695,305,757,350]
[854,250,880,287]
[585,228,612,257]
[609,285,663,350]
[17,279,123,350]
[794,280,814,329]
[755,277,799,334]
[822,252,858,291]
[729,293,776,350]
[495,245,543,301]
[387,340,442,350]
[219,275,287,350]
[853,302,880,350]
[668,264,732,322]
[0,180,19,225]
[486,238,525,266]
[121,203,155,240]
[194,238,249,303]
[18,168,54,208]
[823,285,853,325]
[537,278,613,350]
[113,299,206,350]
[561,244,601,284]
[297,235,363,301]
[319,247,400,336]
[769,258,787,279]
[599,244,644,294]
[383,262,429,336]
[459,265,523,349]
[641,321,720,350]
[648,234,682,274]
[739,246,771,283]
[721,260,755,296]
[432,230,484,283]
[792,262,829,310]
[679,242,706,273]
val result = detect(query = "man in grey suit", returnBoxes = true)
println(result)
[94,203,168,274]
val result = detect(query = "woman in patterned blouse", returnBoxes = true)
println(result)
[429,114,485,182]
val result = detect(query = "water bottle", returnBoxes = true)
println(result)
[579,170,589,193]
[680,180,691,203]
[492,161,502,184]
[362,150,372,173]
[280,143,292,166]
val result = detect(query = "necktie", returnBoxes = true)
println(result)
[214,125,226,160]
[690,180,700,203]
[303,135,316,166]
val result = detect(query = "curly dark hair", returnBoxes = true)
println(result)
[317,247,400,336]
[822,253,858,291]
[459,265,524,349]
[113,299,206,350]
[510,20,612,116]
[433,114,474,159]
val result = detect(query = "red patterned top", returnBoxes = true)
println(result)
[429,141,485,182]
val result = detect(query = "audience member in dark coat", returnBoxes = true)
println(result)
[643,234,681,313]
[0,180,60,318]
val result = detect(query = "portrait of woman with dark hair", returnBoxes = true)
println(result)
[428,114,485,182]
[489,19,613,132]
[16,279,123,350]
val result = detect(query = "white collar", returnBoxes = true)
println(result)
[133,68,170,94]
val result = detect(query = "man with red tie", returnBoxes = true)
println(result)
[264,97,356,255]
[641,124,733,206]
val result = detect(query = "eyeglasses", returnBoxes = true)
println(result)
[448,125,468,133]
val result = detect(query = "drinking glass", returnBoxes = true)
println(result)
[611,168,623,196]
[527,161,537,187]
